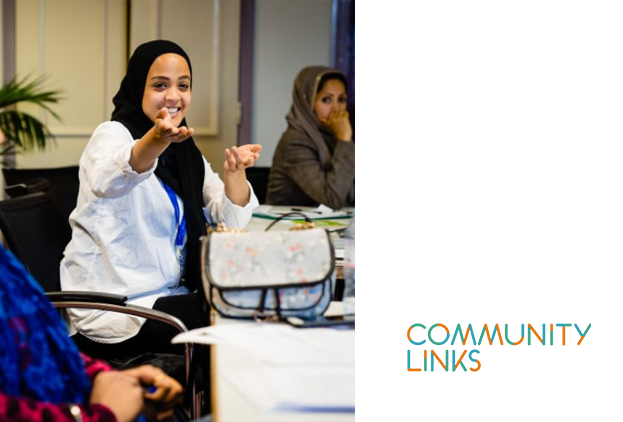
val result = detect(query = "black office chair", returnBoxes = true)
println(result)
[245,166,271,204]
[2,165,80,221]
[0,192,200,418]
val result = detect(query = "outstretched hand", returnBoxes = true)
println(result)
[224,144,263,173]
[154,107,194,144]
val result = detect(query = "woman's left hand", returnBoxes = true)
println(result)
[122,365,183,422]
[224,144,262,173]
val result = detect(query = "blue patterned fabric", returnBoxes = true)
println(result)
[0,245,90,403]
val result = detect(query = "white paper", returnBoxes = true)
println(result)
[172,323,355,367]
[228,367,355,412]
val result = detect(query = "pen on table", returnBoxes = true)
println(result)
[291,207,323,215]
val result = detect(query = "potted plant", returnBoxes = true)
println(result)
[0,76,62,155]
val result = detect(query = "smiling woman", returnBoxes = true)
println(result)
[141,54,192,125]
[131,53,194,174]
[59,40,261,361]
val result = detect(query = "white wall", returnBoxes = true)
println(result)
[14,0,126,168]
[251,0,333,167]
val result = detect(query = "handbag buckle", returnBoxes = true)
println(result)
[253,311,281,323]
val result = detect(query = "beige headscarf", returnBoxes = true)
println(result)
[285,66,347,166]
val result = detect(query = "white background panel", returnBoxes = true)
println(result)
[357,1,623,420]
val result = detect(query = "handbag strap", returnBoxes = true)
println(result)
[264,212,315,232]
[252,288,284,323]
[212,213,315,233]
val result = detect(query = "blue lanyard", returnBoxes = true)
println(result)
[161,182,187,249]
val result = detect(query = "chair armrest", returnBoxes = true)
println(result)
[49,298,188,334]
[4,178,51,198]
[49,295,197,419]
[4,184,30,198]
[46,291,128,305]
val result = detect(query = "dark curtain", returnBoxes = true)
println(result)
[332,0,355,136]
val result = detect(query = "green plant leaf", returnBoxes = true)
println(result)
[0,76,62,117]
[0,75,62,154]
[0,110,56,152]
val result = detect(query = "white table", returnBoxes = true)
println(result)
[210,303,354,422]
[245,205,353,233]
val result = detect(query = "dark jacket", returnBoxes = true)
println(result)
[266,127,355,209]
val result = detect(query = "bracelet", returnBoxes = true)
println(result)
[69,404,84,422]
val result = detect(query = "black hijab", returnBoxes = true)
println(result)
[111,40,206,291]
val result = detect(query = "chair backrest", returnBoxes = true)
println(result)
[245,166,270,204]
[4,177,51,198]
[2,166,80,222]
[0,192,71,292]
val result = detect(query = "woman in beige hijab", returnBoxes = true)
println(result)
[266,66,355,210]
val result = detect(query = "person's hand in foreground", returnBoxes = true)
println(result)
[123,365,184,422]
[90,371,145,422]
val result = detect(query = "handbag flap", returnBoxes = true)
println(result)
[205,228,333,289]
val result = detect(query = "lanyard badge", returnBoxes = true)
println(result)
[161,181,187,272]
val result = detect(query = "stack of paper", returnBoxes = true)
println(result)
[172,323,355,412]
[228,368,355,413]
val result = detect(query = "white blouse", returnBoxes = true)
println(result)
[60,121,258,343]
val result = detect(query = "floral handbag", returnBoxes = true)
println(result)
[200,218,334,319]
